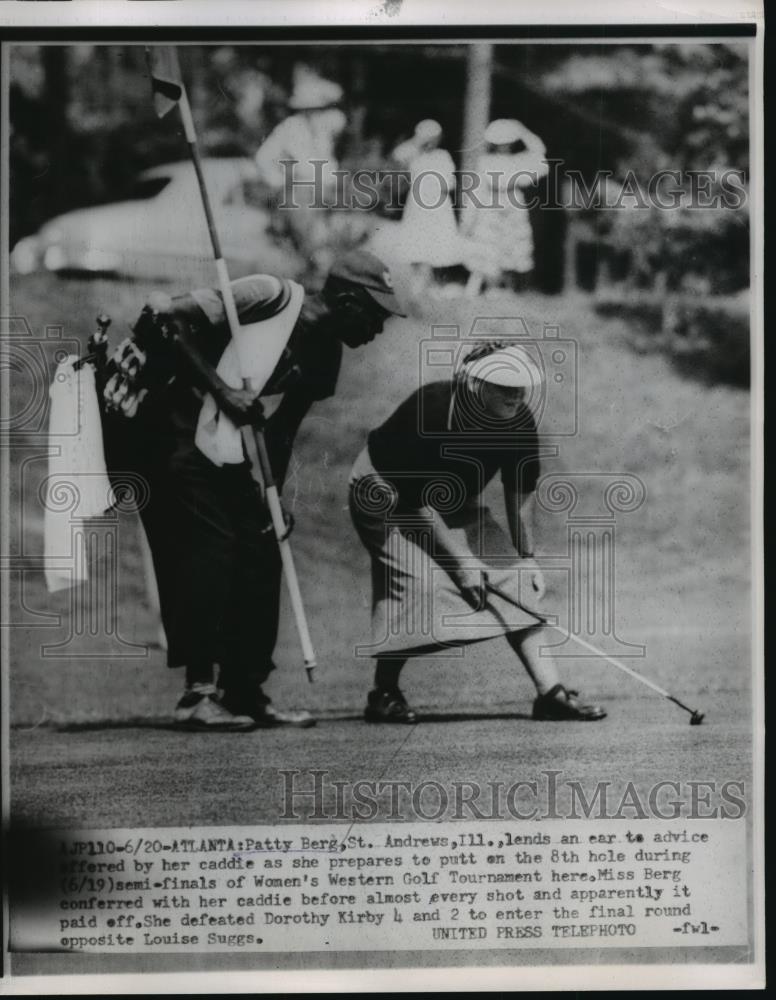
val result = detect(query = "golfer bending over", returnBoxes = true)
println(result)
[348,341,606,724]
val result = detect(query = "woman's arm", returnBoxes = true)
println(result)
[253,123,289,190]
[414,504,490,608]
[504,482,546,599]
[506,123,549,186]
[504,482,536,555]
[437,149,456,193]
[513,121,547,158]
[391,138,417,167]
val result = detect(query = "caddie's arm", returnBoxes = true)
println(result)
[168,319,264,427]
[414,504,490,610]
[263,386,317,488]
[504,481,546,599]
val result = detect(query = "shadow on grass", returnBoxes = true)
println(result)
[416,710,532,723]
[319,709,534,723]
[53,719,182,732]
[46,708,533,732]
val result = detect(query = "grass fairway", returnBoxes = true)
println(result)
[7,267,752,827]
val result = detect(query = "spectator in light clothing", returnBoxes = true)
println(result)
[391,119,463,295]
[254,73,347,282]
[463,118,548,296]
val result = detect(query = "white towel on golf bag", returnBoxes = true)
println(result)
[44,357,116,592]
[195,280,305,466]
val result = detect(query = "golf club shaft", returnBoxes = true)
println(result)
[484,580,697,716]
[549,625,672,699]
[549,625,692,709]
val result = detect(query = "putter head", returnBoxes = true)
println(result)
[689,710,705,726]
[305,665,315,684]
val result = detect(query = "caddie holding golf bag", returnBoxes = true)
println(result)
[96,250,404,731]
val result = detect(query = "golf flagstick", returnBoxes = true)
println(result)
[484,579,704,724]
[147,47,317,682]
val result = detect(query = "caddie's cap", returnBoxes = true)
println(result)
[464,344,543,389]
[414,118,442,142]
[289,77,343,111]
[327,250,406,316]
[484,118,522,145]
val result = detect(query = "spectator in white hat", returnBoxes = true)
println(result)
[348,340,606,724]
[254,70,347,281]
[463,118,548,296]
[391,119,463,295]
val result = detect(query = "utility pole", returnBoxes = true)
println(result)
[461,43,493,175]
[41,47,70,217]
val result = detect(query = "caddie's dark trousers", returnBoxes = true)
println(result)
[165,449,281,700]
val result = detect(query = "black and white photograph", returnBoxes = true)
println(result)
[0,0,764,993]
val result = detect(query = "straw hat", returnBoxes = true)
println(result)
[414,119,443,142]
[288,77,343,111]
[483,118,523,145]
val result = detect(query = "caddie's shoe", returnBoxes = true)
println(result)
[532,684,607,722]
[220,694,316,728]
[174,689,255,731]
[364,688,418,724]
[255,705,316,729]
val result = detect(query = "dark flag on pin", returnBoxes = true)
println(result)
[145,46,184,118]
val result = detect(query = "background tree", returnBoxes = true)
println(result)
[540,42,749,292]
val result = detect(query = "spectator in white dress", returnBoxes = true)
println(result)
[392,120,463,295]
[463,118,548,296]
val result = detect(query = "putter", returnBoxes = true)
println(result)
[484,579,705,725]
